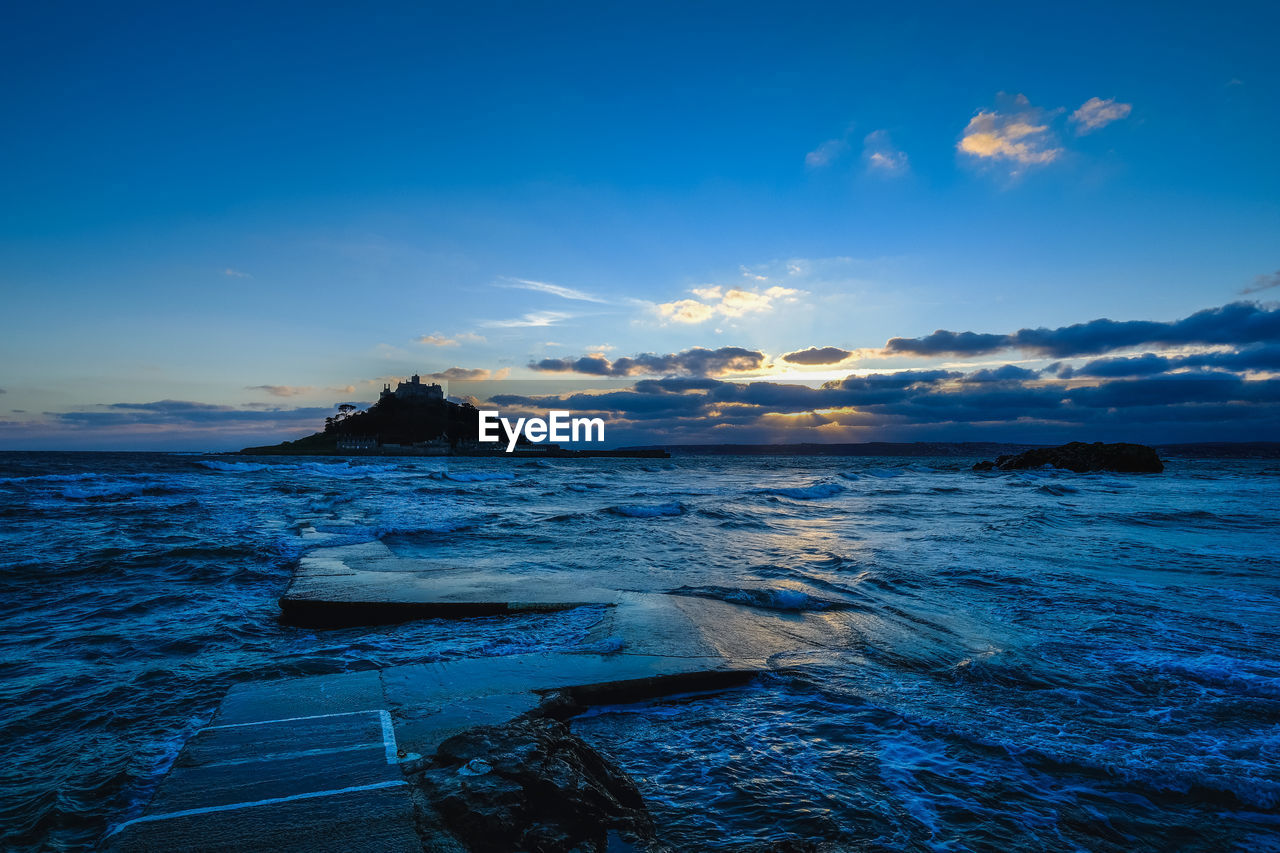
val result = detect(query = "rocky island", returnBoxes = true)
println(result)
[973,441,1165,473]
[240,374,666,458]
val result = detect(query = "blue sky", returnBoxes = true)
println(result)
[2,1,1278,449]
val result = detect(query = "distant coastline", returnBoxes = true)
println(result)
[643,441,1280,458]
[234,438,1280,460]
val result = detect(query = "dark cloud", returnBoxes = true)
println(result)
[884,302,1280,358]
[827,369,959,390]
[780,346,853,365]
[1063,353,1173,378]
[632,377,724,393]
[1241,270,1280,295]
[960,364,1040,383]
[530,346,767,377]
[428,367,490,381]
[884,330,1009,356]
[528,356,613,375]
[481,366,1280,443]
[1066,372,1271,409]
[246,384,313,397]
[1185,344,1280,373]
[50,400,335,428]
[1069,344,1280,378]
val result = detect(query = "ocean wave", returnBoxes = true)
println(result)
[429,471,516,482]
[197,459,412,479]
[577,636,626,654]
[757,481,844,500]
[0,471,104,484]
[608,501,686,518]
[196,460,274,473]
[60,481,183,501]
[669,584,850,612]
[1124,650,1280,700]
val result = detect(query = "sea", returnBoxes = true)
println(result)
[1,451,1278,852]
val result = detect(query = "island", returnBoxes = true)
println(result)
[239,375,668,458]
[972,441,1165,473]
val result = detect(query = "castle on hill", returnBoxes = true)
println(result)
[380,373,444,402]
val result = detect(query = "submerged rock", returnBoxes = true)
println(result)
[974,441,1164,473]
[407,717,655,852]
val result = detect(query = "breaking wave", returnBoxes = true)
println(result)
[669,584,851,612]
[607,501,686,518]
[756,481,844,500]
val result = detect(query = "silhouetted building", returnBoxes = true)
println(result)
[380,374,444,402]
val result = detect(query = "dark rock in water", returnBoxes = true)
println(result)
[407,717,655,853]
[973,441,1164,473]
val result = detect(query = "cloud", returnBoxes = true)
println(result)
[884,329,1010,356]
[958,93,1062,169]
[418,332,486,346]
[656,285,801,325]
[223,268,252,278]
[1063,353,1172,378]
[48,400,336,428]
[885,301,1280,358]
[1068,344,1280,378]
[530,346,768,377]
[498,277,608,303]
[805,137,849,168]
[1241,270,1280,295]
[780,346,854,365]
[862,130,909,175]
[959,364,1039,383]
[1069,97,1132,134]
[426,367,500,381]
[246,385,313,397]
[656,299,716,324]
[483,311,574,328]
[490,363,1280,444]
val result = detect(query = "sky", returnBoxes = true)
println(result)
[1,1,1278,449]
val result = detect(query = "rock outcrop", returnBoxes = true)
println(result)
[973,441,1164,473]
[407,717,655,853]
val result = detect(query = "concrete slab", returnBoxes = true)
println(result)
[383,651,759,754]
[108,784,418,853]
[110,647,762,850]
[179,712,389,767]
[107,687,418,853]
[215,669,385,725]
[279,543,617,626]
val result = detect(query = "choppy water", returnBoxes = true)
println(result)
[1,451,1278,851]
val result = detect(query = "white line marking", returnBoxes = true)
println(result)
[107,708,409,836]
[378,710,397,765]
[203,709,382,731]
[106,779,408,836]
[202,708,400,765]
